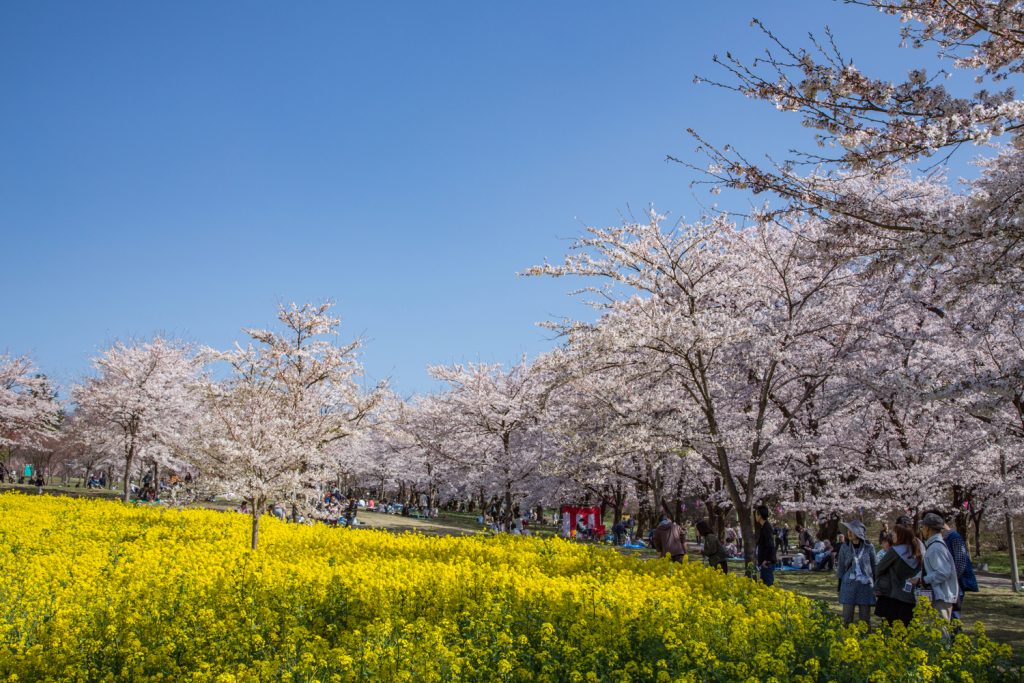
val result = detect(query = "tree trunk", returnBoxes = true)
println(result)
[612,482,626,526]
[251,508,261,550]
[635,493,651,541]
[633,473,654,540]
[1000,451,1021,591]
[738,504,756,569]
[650,464,665,525]
[793,485,806,529]
[1005,511,1020,592]
[971,508,984,558]
[501,435,514,529]
[952,485,969,537]
[122,441,135,504]
[503,477,513,528]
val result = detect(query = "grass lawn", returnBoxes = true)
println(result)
[773,569,1024,657]
[0,481,124,501]
[356,509,564,538]
[976,552,1024,575]
[0,482,240,511]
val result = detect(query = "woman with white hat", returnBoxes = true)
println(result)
[836,519,877,626]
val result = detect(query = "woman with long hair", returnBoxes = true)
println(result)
[874,523,922,626]
[696,520,729,573]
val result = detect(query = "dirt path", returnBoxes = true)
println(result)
[977,571,1020,590]
[355,510,481,535]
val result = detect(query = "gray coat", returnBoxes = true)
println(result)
[923,534,959,604]
[836,540,877,606]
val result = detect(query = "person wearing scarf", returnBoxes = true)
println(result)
[836,520,877,626]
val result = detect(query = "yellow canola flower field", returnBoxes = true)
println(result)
[0,494,1014,682]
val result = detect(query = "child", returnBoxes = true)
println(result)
[876,532,893,562]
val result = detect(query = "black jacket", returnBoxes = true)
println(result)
[875,548,919,604]
[756,522,777,565]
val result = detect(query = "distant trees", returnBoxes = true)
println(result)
[424,358,551,526]
[72,339,199,503]
[0,354,60,453]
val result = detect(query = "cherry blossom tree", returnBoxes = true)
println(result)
[537,343,706,536]
[685,2,1023,248]
[672,0,1024,586]
[0,354,61,467]
[948,289,1024,589]
[57,412,118,487]
[527,212,863,566]
[426,358,550,527]
[71,339,198,503]
[382,394,474,512]
[192,302,385,549]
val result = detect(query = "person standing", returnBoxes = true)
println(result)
[874,523,920,626]
[878,522,890,546]
[923,509,978,620]
[345,498,358,528]
[652,515,687,563]
[836,520,877,626]
[612,519,627,546]
[755,505,777,586]
[697,520,729,573]
[918,513,959,621]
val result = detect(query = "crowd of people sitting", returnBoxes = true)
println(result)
[306,488,441,526]
[1,463,45,487]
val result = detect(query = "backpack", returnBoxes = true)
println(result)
[960,554,979,592]
[945,531,979,593]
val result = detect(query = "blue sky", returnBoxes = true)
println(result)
[0,2,964,396]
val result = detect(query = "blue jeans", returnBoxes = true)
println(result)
[760,564,775,586]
